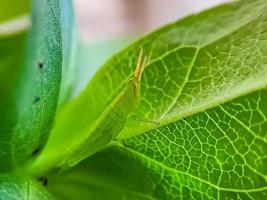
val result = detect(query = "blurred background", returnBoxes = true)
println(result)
[72,0,230,93]
[74,0,230,42]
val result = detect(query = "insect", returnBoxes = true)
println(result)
[65,50,149,167]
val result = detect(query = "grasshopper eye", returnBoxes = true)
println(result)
[133,82,138,90]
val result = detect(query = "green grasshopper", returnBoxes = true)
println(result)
[66,50,149,167]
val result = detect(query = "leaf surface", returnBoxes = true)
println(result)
[51,0,267,141]
[0,174,54,200]
[31,3,267,198]
[0,1,30,171]
[0,0,62,171]
[47,145,267,200]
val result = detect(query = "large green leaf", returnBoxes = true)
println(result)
[0,0,62,171]
[0,174,54,200]
[30,0,267,183]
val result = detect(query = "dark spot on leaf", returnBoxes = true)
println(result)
[38,62,44,69]
[38,177,48,186]
[33,96,40,104]
[32,148,40,156]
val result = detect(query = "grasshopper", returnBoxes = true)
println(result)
[66,50,149,167]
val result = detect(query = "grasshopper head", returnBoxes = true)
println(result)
[113,50,149,115]
[127,49,148,99]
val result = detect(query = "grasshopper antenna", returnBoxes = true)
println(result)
[135,49,149,81]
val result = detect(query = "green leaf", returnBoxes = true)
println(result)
[0,2,30,171]
[46,145,267,200]
[57,0,79,108]
[0,36,27,101]
[0,34,27,170]
[119,88,267,199]
[0,0,62,171]
[45,0,267,200]
[31,4,267,199]
[46,147,155,200]
[0,2,30,125]
[0,174,54,200]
